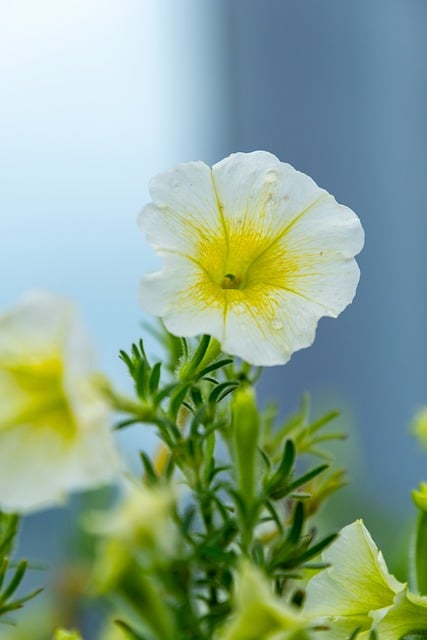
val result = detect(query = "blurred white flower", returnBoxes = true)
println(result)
[89,480,177,591]
[139,151,364,366]
[0,291,120,513]
[88,480,176,552]
[217,560,313,640]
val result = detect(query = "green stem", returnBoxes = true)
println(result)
[414,511,427,595]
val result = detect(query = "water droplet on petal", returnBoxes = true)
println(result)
[265,169,278,184]
[271,319,283,331]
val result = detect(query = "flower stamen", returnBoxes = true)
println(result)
[221,273,242,290]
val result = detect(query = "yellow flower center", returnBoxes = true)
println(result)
[191,222,302,315]
[1,354,76,437]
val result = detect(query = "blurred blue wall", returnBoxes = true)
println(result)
[228,0,427,525]
[0,0,232,599]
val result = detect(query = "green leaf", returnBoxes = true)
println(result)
[287,501,305,545]
[148,362,162,394]
[169,384,191,418]
[119,350,135,376]
[209,381,239,404]
[198,358,233,379]
[0,558,8,591]
[285,463,330,495]
[0,515,19,558]
[114,418,142,430]
[139,452,158,484]
[293,532,338,563]
[0,560,27,603]
[307,410,340,436]
[190,386,203,408]
[190,405,208,436]
[153,383,177,406]
[180,334,211,380]
[135,359,148,398]
[277,440,296,479]
[264,440,296,499]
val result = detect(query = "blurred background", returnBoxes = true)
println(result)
[1,0,427,630]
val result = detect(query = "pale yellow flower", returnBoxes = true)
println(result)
[139,151,364,366]
[303,520,404,639]
[0,291,120,513]
[217,560,313,640]
[371,590,427,639]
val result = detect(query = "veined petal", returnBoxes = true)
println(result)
[139,152,364,366]
[139,160,221,254]
[277,253,361,318]
[139,254,225,338]
[220,288,320,366]
[304,520,404,619]
[212,152,325,240]
[279,197,364,259]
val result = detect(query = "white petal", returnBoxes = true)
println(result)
[139,160,221,255]
[140,254,224,338]
[212,152,327,240]
[279,255,361,318]
[280,197,364,259]
[221,288,329,366]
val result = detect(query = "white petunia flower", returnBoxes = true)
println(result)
[0,291,120,513]
[139,151,364,366]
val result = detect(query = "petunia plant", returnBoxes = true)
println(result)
[0,151,426,640]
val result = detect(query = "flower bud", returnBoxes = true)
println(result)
[232,385,260,506]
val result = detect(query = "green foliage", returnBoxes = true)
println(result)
[0,513,41,623]
[99,331,346,639]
